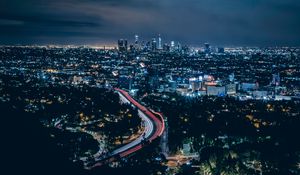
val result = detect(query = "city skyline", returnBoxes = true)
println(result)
[1,0,300,46]
[1,1,300,175]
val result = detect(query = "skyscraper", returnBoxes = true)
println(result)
[170,41,175,52]
[118,39,128,52]
[151,38,157,51]
[135,34,139,45]
[204,43,210,54]
[134,34,140,50]
[158,34,162,50]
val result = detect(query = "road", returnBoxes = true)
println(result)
[87,88,165,169]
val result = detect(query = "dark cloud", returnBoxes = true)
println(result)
[0,14,100,27]
[0,0,300,46]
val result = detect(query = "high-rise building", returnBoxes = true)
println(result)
[118,39,128,52]
[151,38,157,51]
[134,34,139,45]
[204,43,210,54]
[134,34,139,50]
[170,41,175,52]
[158,34,162,50]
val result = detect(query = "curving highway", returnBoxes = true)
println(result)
[87,88,165,169]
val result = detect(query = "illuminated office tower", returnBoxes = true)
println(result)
[134,34,140,50]
[135,34,139,44]
[158,34,162,50]
[170,41,175,52]
[151,38,157,51]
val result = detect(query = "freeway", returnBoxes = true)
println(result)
[87,88,165,169]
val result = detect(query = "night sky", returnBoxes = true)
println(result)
[1,0,300,46]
